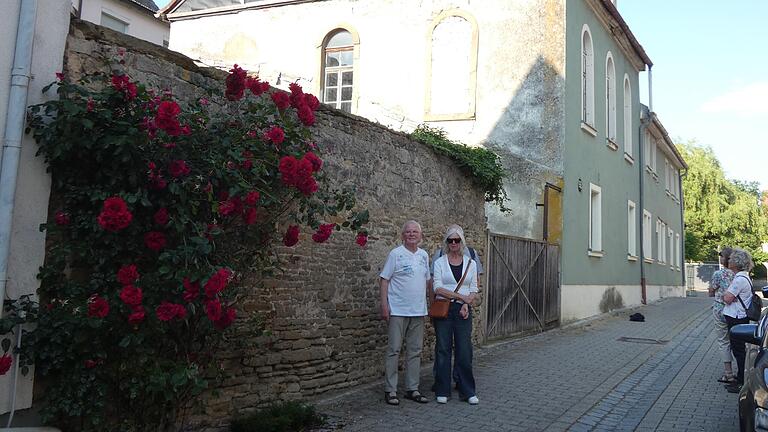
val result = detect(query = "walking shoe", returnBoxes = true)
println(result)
[725,383,741,394]
[436,396,448,404]
[467,396,479,405]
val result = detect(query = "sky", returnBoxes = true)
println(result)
[618,1,768,190]
[155,1,767,189]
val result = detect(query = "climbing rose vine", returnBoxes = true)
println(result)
[0,61,368,431]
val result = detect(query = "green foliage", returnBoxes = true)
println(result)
[0,63,367,431]
[410,124,509,211]
[678,141,768,270]
[230,401,326,432]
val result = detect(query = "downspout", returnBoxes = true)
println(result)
[679,168,687,288]
[647,66,653,112]
[638,107,650,305]
[0,0,38,316]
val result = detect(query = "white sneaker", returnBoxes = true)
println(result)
[436,396,448,404]
[468,396,479,405]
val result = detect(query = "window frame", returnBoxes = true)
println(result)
[319,27,359,114]
[588,183,603,256]
[101,11,129,34]
[605,53,617,149]
[581,25,596,133]
[623,75,632,161]
[643,209,653,263]
[627,200,637,259]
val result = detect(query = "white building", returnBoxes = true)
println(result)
[73,0,170,47]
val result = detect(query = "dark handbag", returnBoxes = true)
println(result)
[428,259,473,319]
[736,276,762,321]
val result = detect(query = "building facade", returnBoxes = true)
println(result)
[73,0,170,47]
[161,0,685,322]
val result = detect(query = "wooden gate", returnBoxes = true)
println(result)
[483,233,560,341]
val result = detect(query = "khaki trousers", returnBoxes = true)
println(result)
[384,316,424,393]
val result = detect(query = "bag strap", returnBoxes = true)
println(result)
[734,275,754,311]
[452,259,474,293]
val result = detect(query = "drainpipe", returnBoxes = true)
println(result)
[647,66,653,113]
[0,0,38,316]
[638,107,650,305]
[679,168,687,288]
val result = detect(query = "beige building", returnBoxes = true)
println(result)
[74,0,170,47]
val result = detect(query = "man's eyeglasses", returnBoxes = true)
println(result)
[446,238,462,244]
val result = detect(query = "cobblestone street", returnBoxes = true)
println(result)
[315,294,739,431]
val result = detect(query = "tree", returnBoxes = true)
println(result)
[678,141,768,267]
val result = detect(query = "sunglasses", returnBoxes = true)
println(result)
[446,238,462,244]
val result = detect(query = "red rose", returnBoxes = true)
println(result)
[356,232,368,247]
[225,64,248,101]
[264,126,285,145]
[111,74,137,100]
[218,196,242,217]
[246,76,270,96]
[117,264,139,285]
[144,231,167,251]
[0,355,12,375]
[312,223,335,243]
[204,268,232,298]
[54,211,70,226]
[154,208,169,226]
[243,207,258,225]
[86,98,95,112]
[214,307,236,330]
[87,295,110,318]
[297,104,315,126]
[84,359,98,369]
[271,91,291,110]
[97,197,132,232]
[304,94,320,111]
[182,277,200,302]
[283,225,300,247]
[55,72,65,81]
[241,160,253,170]
[244,191,260,206]
[205,298,222,322]
[156,301,187,321]
[119,285,143,306]
[156,100,181,119]
[302,152,323,172]
[289,82,303,95]
[128,305,145,325]
[168,160,190,178]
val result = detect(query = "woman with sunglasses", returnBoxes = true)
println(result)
[431,225,479,405]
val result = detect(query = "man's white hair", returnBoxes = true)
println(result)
[402,220,422,233]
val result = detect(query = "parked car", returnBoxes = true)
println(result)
[731,287,768,432]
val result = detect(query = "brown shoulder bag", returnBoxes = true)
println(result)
[428,259,473,319]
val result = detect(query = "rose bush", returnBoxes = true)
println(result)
[0,61,368,431]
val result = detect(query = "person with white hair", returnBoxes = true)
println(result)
[380,220,431,405]
[722,247,756,393]
[431,224,479,405]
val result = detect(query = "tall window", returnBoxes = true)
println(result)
[426,12,477,120]
[581,25,595,128]
[623,75,632,157]
[643,210,653,261]
[627,200,637,258]
[605,53,616,144]
[675,233,681,269]
[664,159,670,192]
[322,30,354,113]
[667,227,674,268]
[589,183,602,254]
[657,219,666,264]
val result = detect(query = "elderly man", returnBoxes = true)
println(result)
[380,220,431,405]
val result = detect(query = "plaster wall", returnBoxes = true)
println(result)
[561,283,682,322]
[168,0,567,240]
[79,0,170,46]
[0,0,71,415]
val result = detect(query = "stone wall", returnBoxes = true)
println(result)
[64,20,487,430]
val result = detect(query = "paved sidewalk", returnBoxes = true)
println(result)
[315,294,739,431]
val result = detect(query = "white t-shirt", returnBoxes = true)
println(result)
[380,245,430,317]
[432,255,478,300]
[723,271,753,319]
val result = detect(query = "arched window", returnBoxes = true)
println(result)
[322,29,354,113]
[605,53,616,145]
[581,25,595,128]
[623,75,632,158]
[425,10,478,120]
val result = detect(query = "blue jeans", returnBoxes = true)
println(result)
[433,302,476,398]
